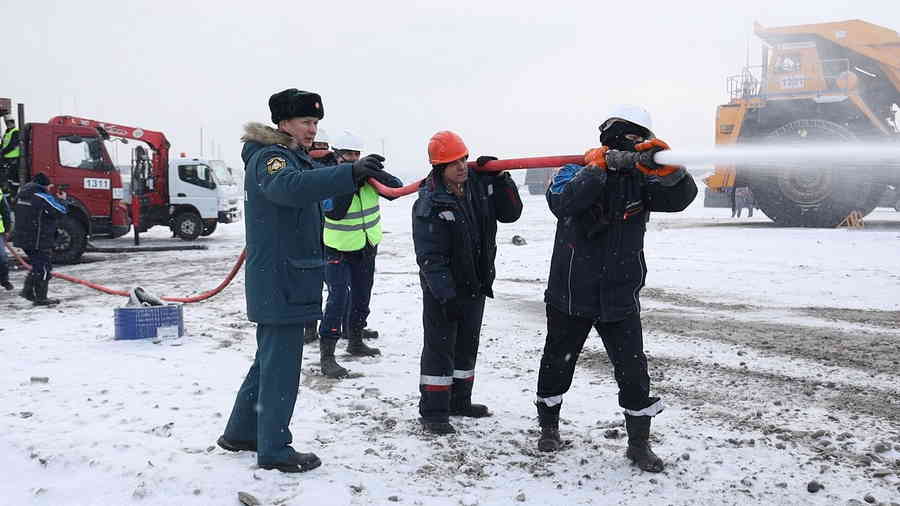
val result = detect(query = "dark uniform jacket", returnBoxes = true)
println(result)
[413,168,523,303]
[545,164,697,321]
[241,123,356,324]
[12,182,68,251]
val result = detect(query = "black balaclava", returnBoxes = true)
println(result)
[599,120,651,152]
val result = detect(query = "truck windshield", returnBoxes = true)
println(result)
[58,135,108,171]
[209,161,236,185]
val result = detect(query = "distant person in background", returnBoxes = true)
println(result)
[734,186,753,218]
[1,117,22,197]
[13,173,68,306]
[0,188,14,291]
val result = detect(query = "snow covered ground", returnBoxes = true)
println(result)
[2,186,899,505]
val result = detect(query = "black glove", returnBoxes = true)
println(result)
[475,155,498,167]
[351,154,386,184]
[441,298,464,321]
[370,169,403,188]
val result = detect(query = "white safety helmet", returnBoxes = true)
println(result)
[313,127,330,148]
[600,104,653,134]
[332,130,365,152]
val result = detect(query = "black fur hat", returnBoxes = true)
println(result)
[269,89,324,124]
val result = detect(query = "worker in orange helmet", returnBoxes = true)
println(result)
[411,131,523,434]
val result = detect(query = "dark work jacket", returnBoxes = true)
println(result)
[413,168,522,303]
[240,122,356,325]
[545,164,697,321]
[12,182,68,251]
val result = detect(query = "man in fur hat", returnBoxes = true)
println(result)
[217,88,399,473]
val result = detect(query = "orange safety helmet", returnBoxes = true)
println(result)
[427,130,469,165]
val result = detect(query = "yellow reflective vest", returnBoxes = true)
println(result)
[324,184,382,251]
[0,192,6,234]
[2,127,20,159]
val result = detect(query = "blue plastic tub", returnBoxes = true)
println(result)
[114,304,185,340]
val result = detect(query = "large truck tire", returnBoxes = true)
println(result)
[53,216,87,264]
[747,119,885,227]
[200,220,217,237]
[173,212,203,241]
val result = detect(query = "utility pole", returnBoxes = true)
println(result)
[200,127,204,157]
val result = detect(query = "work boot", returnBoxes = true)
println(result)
[449,403,491,418]
[19,272,35,301]
[420,419,456,435]
[347,330,380,357]
[216,435,257,453]
[303,322,319,344]
[538,426,563,452]
[320,338,348,379]
[32,277,59,306]
[624,414,665,473]
[536,401,563,452]
[259,449,322,473]
[360,328,379,339]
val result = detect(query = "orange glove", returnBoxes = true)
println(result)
[634,139,680,177]
[583,146,609,170]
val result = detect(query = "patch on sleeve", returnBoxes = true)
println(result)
[265,156,287,174]
[438,210,455,222]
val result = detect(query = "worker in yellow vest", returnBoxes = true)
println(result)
[0,189,13,291]
[318,130,403,378]
[1,118,22,197]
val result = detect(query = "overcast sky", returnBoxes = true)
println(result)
[5,1,898,178]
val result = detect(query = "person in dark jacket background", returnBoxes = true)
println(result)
[217,88,392,474]
[533,105,697,472]
[412,130,522,435]
[0,188,15,291]
[13,172,68,306]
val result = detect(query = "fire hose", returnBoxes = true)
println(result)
[5,241,246,303]
[3,150,659,303]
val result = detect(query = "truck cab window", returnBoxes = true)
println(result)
[178,164,216,190]
[58,135,106,170]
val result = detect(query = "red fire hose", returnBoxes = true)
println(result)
[367,154,585,198]
[5,241,246,303]
[4,154,585,303]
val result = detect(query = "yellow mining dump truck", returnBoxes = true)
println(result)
[706,20,900,226]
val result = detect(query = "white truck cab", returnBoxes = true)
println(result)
[168,157,242,238]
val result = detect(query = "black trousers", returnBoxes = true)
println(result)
[418,285,486,422]
[320,244,376,340]
[25,249,53,280]
[536,304,660,416]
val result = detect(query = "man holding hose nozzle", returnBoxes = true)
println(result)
[534,105,697,472]
[218,88,398,473]
[413,131,522,435]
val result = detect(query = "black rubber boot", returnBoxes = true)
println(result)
[20,272,35,301]
[320,339,348,379]
[360,328,379,339]
[420,418,456,435]
[449,403,491,418]
[303,321,319,344]
[624,414,665,473]
[217,435,257,452]
[0,262,12,291]
[32,276,59,306]
[536,402,563,452]
[347,330,380,357]
[259,450,322,473]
